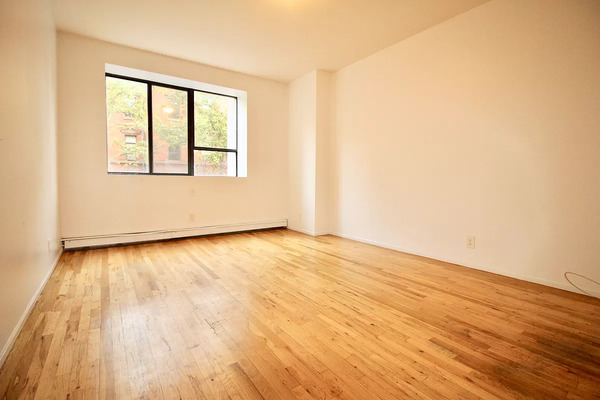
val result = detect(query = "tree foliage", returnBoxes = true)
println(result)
[195,94,228,148]
[106,78,147,131]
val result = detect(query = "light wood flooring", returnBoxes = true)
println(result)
[1,229,599,399]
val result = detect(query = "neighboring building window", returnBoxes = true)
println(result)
[124,135,137,144]
[106,72,238,176]
[168,144,181,161]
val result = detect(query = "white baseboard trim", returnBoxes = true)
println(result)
[0,249,64,368]
[334,232,600,298]
[286,226,332,237]
[314,231,331,237]
[63,219,288,250]
[287,226,316,236]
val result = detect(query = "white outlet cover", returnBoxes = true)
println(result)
[466,236,476,249]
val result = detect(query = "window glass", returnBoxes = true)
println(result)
[106,77,149,173]
[152,86,188,174]
[194,150,236,177]
[194,92,237,150]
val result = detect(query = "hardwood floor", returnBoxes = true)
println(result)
[1,229,599,399]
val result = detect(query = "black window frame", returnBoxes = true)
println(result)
[105,72,238,177]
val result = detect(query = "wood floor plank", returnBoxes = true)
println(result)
[1,229,599,399]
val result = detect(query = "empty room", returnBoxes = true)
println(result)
[1,0,599,398]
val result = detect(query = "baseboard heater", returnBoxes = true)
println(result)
[62,219,288,250]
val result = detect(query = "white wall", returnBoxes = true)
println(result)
[332,0,600,293]
[288,71,317,234]
[0,0,61,362]
[288,70,333,235]
[57,33,289,239]
[315,71,333,236]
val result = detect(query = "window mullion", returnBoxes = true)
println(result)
[147,83,153,174]
[187,89,194,176]
[235,97,238,177]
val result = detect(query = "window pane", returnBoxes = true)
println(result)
[194,92,236,149]
[194,150,236,176]
[152,86,188,174]
[106,77,149,173]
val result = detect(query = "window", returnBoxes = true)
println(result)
[193,91,237,177]
[168,144,182,161]
[124,135,137,144]
[106,77,149,173]
[105,68,244,177]
[151,85,188,174]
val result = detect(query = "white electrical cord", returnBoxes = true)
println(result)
[564,272,600,299]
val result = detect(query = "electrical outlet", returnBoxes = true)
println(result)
[466,236,476,249]
[47,239,51,253]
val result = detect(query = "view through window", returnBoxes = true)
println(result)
[106,74,238,176]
